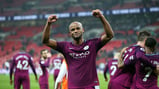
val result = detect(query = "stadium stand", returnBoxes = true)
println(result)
[0,0,159,71]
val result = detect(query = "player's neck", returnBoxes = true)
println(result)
[73,38,84,45]
[146,49,153,54]
[136,41,144,48]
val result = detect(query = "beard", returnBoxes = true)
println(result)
[43,56,47,59]
[72,33,82,41]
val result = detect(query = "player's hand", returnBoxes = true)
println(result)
[105,78,108,82]
[92,9,103,18]
[47,15,58,24]
[35,76,38,82]
[119,47,128,60]
[47,52,52,58]
[10,80,13,85]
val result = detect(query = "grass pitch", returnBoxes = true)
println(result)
[0,73,109,89]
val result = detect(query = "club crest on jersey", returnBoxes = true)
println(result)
[83,45,89,50]
[140,48,145,52]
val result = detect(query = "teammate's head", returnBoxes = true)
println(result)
[137,30,151,47]
[113,52,120,59]
[69,21,84,40]
[40,49,49,59]
[145,37,157,53]
[20,46,26,51]
[137,30,151,41]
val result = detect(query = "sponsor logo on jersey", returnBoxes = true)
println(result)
[69,51,90,59]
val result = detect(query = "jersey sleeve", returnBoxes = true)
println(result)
[90,38,103,51]
[56,41,67,54]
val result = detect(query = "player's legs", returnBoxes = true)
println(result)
[22,75,30,89]
[39,84,49,89]
[14,74,21,89]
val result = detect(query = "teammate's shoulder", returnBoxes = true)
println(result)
[130,45,145,52]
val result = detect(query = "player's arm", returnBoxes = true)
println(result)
[92,9,114,46]
[103,63,108,81]
[118,47,127,68]
[117,57,124,68]
[42,15,58,49]
[29,58,38,81]
[9,59,15,85]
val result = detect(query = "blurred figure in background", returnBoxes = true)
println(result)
[9,48,37,89]
[38,49,51,89]
[55,59,68,89]
[103,52,120,89]
[52,53,64,88]
[110,31,151,89]
[132,37,159,89]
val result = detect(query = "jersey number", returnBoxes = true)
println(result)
[143,67,152,82]
[110,65,117,76]
[17,60,28,70]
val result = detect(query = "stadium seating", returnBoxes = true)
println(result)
[0,0,159,69]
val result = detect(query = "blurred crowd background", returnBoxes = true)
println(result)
[0,0,159,73]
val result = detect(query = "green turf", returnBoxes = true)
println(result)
[0,73,158,89]
[0,73,109,89]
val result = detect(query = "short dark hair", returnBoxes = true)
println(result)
[137,31,151,41]
[40,49,48,54]
[145,37,157,52]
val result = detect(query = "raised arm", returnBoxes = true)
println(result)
[42,15,58,49]
[92,9,114,45]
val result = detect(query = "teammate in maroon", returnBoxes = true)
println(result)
[42,9,114,89]
[103,52,120,88]
[39,49,51,89]
[133,37,159,89]
[9,49,37,89]
[52,53,63,82]
[109,31,151,89]
[117,32,159,89]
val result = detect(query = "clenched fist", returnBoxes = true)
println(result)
[47,15,58,24]
[92,9,103,18]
